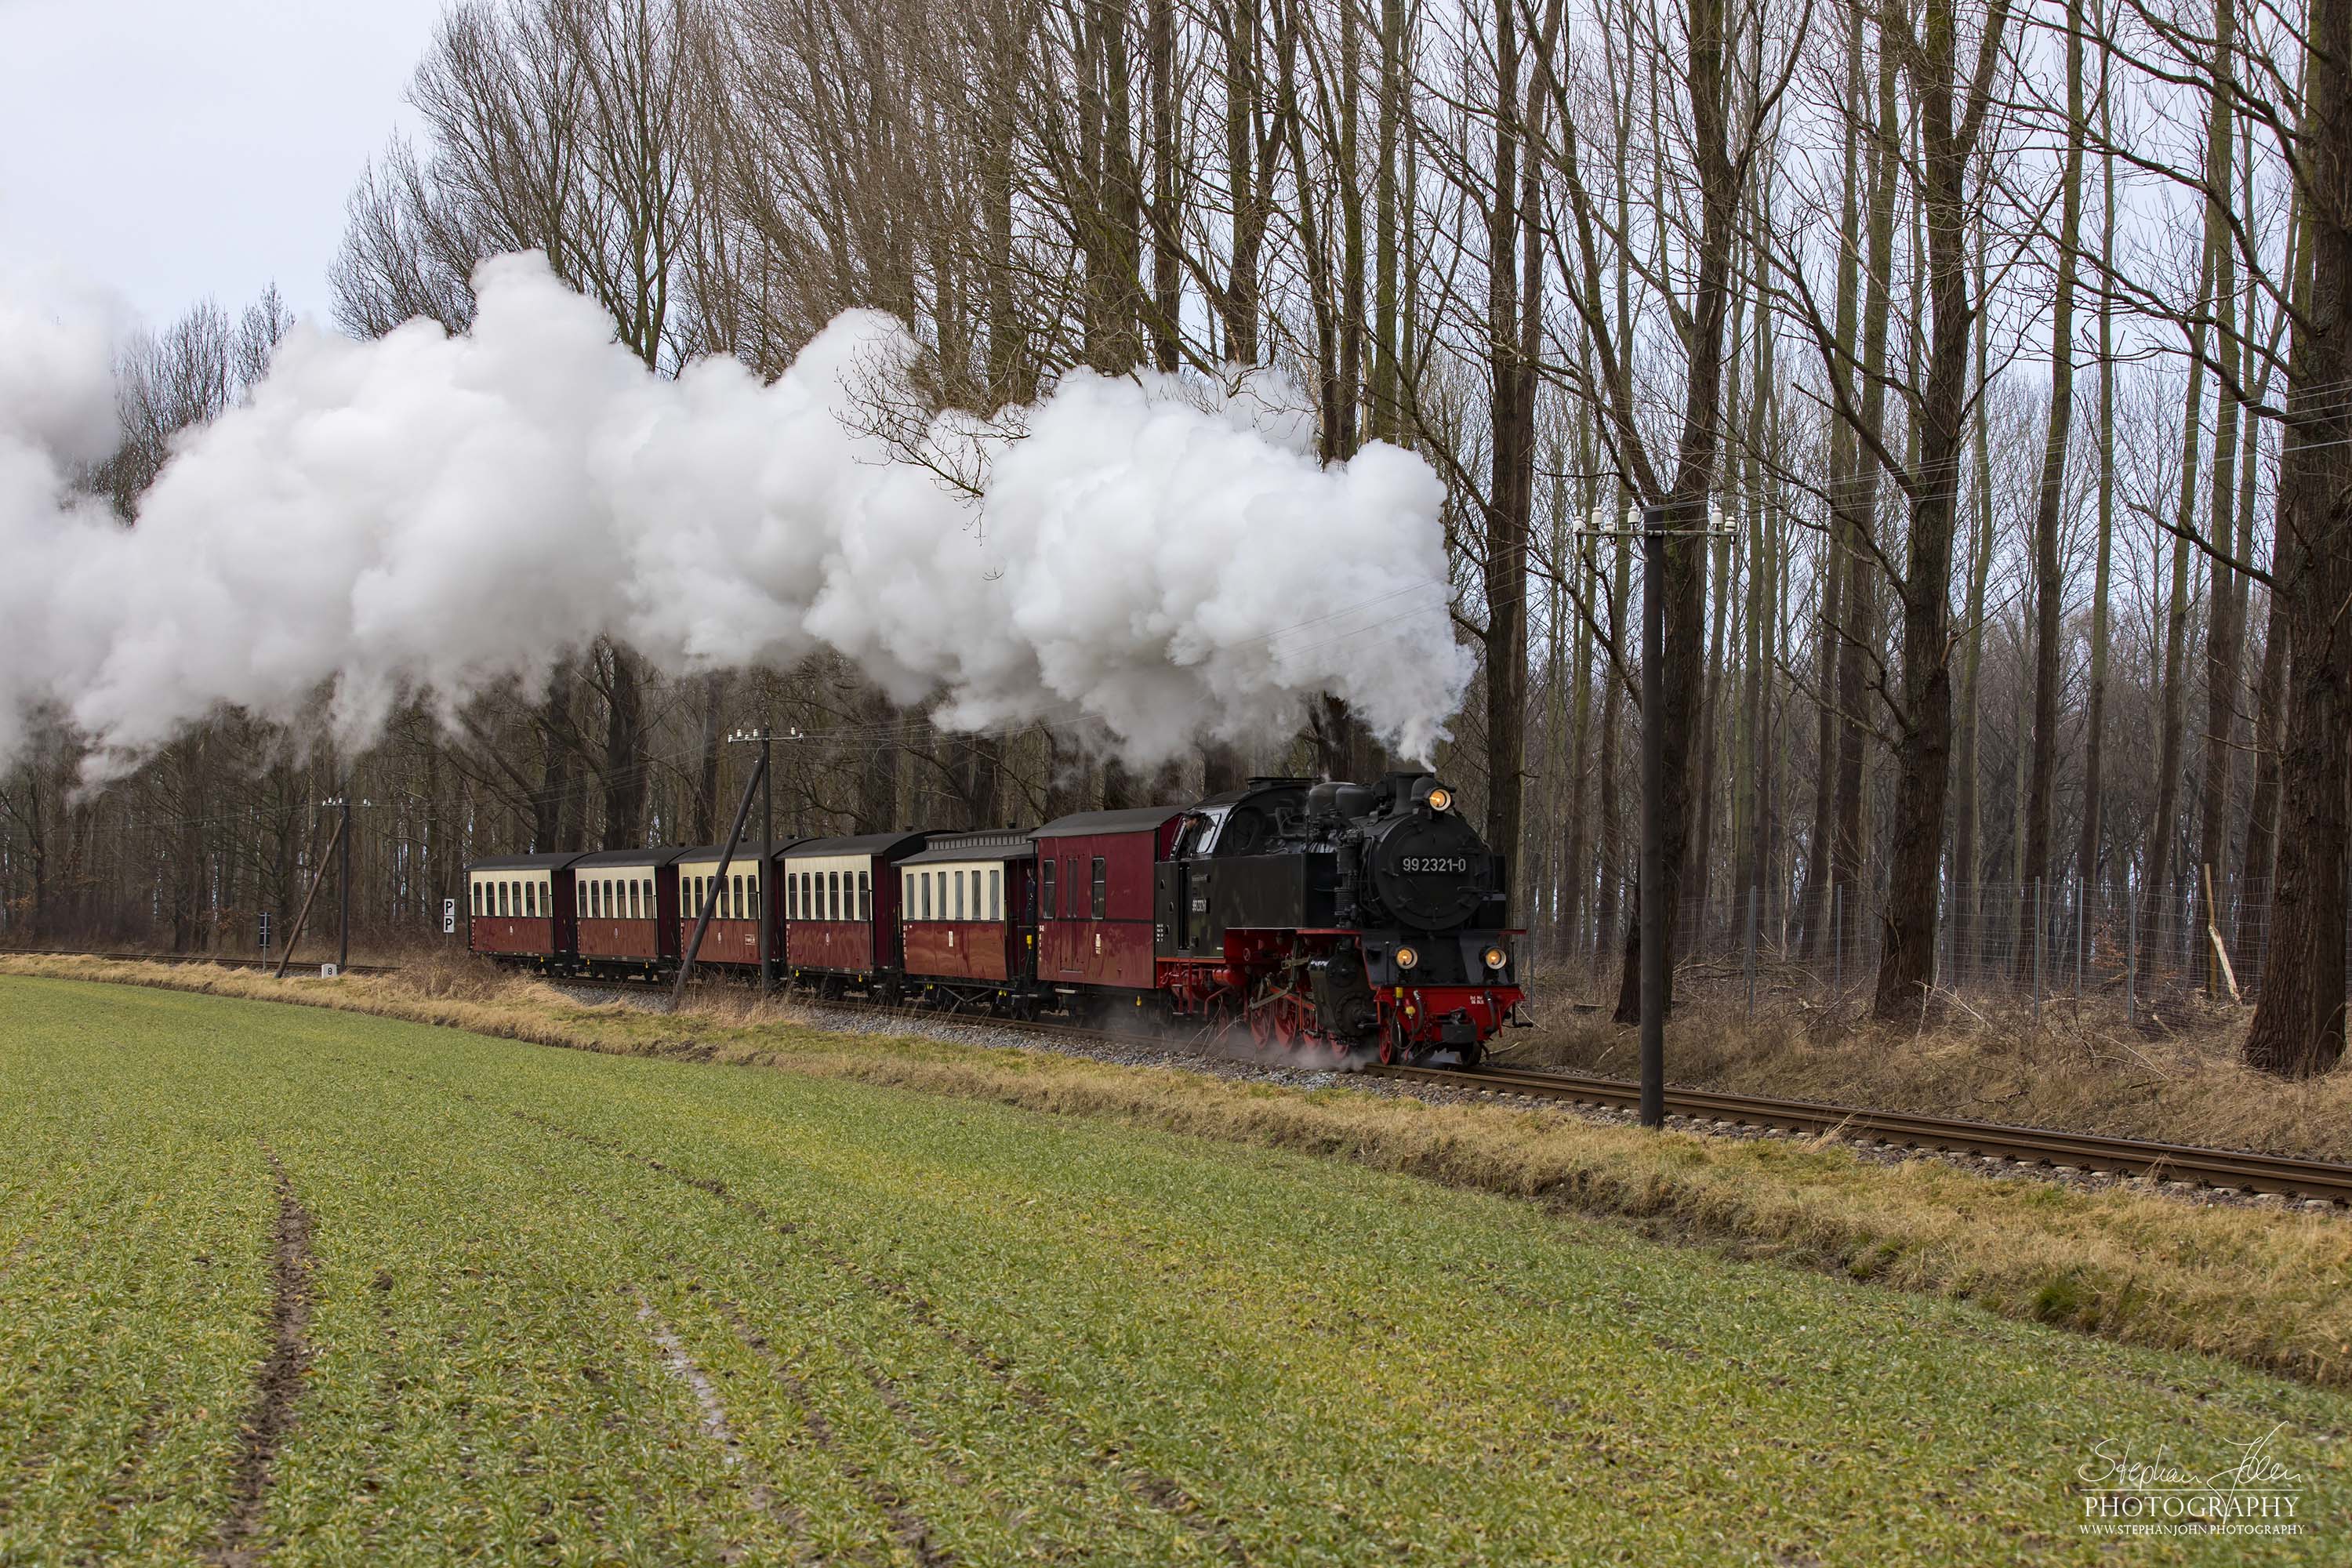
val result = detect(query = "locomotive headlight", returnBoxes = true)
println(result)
[1483,945,1508,971]
[1425,786,1453,813]
[1394,945,1420,971]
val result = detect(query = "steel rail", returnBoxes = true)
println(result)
[1373,1062,2352,1204]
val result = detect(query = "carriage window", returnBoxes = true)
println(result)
[524,884,535,918]
[990,869,1001,920]
[1091,857,1107,920]
[920,873,931,920]
[1041,860,1057,919]
[950,870,961,920]
[471,883,481,916]
[576,884,586,916]
[858,871,871,921]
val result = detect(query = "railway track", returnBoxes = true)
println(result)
[1374,1062,2352,1205]
[20,946,2352,1205]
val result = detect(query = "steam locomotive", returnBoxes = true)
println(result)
[466,771,1525,1065]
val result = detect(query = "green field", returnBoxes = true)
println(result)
[2,975,2347,1565]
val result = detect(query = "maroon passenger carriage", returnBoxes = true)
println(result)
[570,847,684,980]
[466,852,582,973]
[1031,807,1184,1017]
[897,830,1036,1011]
[781,832,929,996]
[673,840,808,971]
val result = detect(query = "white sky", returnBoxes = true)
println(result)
[0,0,448,329]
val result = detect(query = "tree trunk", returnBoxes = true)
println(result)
[600,644,648,851]
[1483,0,1530,924]
[2195,0,2245,969]
[1833,16,1898,978]
[1951,234,1996,981]
[2242,0,2352,1075]
[2145,238,2216,987]
[1613,0,1736,1023]
[2076,57,2118,956]
[2018,0,2084,977]
[2239,591,2286,975]
[1870,0,2009,1018]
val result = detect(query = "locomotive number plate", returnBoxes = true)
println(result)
[1401,856,1470,874]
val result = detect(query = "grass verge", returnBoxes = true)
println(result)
[10,951,2352,1396]
[1513,962,2352,1160]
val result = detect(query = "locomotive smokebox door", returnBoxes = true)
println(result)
[1364,808,1497,931]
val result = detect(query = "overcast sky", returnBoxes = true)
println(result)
[0,0,448,329]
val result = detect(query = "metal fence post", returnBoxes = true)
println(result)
[2032,877,2044,1025]
[2126,891,2137,1026]
[1831,884,1842,1002]
[1744,884,1759,1018]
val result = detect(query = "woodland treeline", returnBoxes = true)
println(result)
[4,0,2348,1073]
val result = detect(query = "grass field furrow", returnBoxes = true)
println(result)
[8,974,2352,1564]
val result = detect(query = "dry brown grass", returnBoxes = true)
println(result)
[1509,961,2352,1160]
[10,951,2352,1390]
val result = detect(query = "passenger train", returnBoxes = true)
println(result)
[466,771,1526,1064]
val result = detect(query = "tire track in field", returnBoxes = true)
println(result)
[208,1149,315,1568]
[599,1200,952,1566]
[713,1296,955,1567]
[514,1110,1251,1566]
[629,1286,815,1565]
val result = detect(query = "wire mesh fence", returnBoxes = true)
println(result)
[1540,873,2282,1020]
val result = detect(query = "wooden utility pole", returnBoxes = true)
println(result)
[274,811,346,979]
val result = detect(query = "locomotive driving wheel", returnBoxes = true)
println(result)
[1245,980,1315,1051]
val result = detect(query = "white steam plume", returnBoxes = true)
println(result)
[1,252,1469,780]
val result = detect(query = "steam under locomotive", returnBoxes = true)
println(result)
[466,771,1526,1065]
